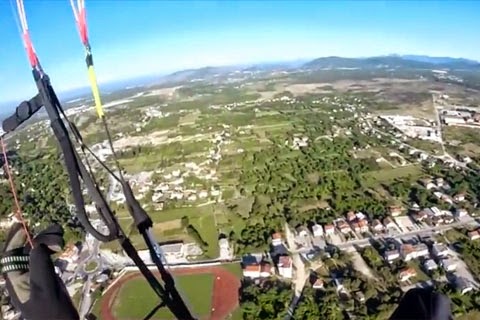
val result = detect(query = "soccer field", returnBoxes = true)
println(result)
[113,273,214,319]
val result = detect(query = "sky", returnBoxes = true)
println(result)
[0,0,479,103]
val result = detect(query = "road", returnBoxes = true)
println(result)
[283,223,308,320]
[78,171,119,319]
[432,97,448,156]
[369,122,468,170]
[336,217,478,250]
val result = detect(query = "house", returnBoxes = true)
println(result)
[311,224,323,237]
[414,243,430,258]
[436,177,444,187]
[355,291,366,302]
[260,262,274,278]
[431,216,444,226]
[384,249,400,262]
[337,221,351,234]
[412,210,428,222]
[454,193,466,202]
[243,264,261,278]
[383,217,397,229]
[456,208,469,218]
[355,212,367,221]
[423,259,438,271]
[277,256,293,278]
[358,219,369,233]
[371,219,384,233]
[313,279,324,289]
[272,233,283,246]
[444,214,455,224]
[441,194,453,205]
[296,226,310,237]
[456,277,474,295]
[468,230,480,241]
[441,259,457,272]
[420,178,436,190]
[399,267,417,282]
[350,222,360,233]
[401,244,415,261]
[346,211,356,222]
[389,206,403,217]
[432,243,449,258]
[324,224,335,236]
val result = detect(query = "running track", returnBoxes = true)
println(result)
[100,266,240,320]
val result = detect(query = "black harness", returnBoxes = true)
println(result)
[2,68,195,320]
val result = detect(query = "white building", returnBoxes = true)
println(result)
[277,256,293,278]
[243,264,261,278]
[271,233,283,246]
[311,224,323,237]
[441,259,457,272]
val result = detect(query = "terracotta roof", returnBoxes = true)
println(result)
[260,263,271,273]
[278,256,292,268]
[358,220,368,227]
[313,279,324,287]
[346,211,356,221]
[401,244,414,254]
[468,230,480,238]
[324,224,334,230]
[244,264,260,272]
[400,267,417,276]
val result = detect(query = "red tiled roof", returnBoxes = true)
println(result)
[278,256,292,268]
[244,264,261,272]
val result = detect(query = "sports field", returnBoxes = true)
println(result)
[114,274,213,319]
[100,265,241,320]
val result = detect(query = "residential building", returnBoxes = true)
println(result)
[454,193,466,202]
[371,219,384,233]
[272,233,283,246]
[399,267,417,282]
[312,224,323,237]
[468,230,480,241]
[337,221,351,234]
[350,222,360,233]
[441,259,457,272]
[383,217,397,229]
[384,249,400,262]
[444,214,455,224]
[414,243,430,258]
[389,206,403,217]
[358,219,369,233]
[260,262,274,278]
[243,264,261,278]
[313,279,324,289]
[432,243,449,258]
[277,256,293,278]
[456,208,469,218]
[401,244,415,261]
[412,210,428,222]
[296,226,310,237]
[436,177,444,187]
[423,259,438,271]
[324,224,335,236]
[355,291,366,302]
[355,212,367,221]
[346,211,356,222]
[456,277,474,295]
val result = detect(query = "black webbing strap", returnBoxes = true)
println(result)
[30,70,195,320]
[2,94,43,133]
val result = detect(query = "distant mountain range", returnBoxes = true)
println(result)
[155,54,480,85]
[302,55,480,71]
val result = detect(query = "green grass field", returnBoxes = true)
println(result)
[113,273,214,320]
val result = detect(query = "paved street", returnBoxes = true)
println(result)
[284,223,309,320]
[336,217,478,250]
